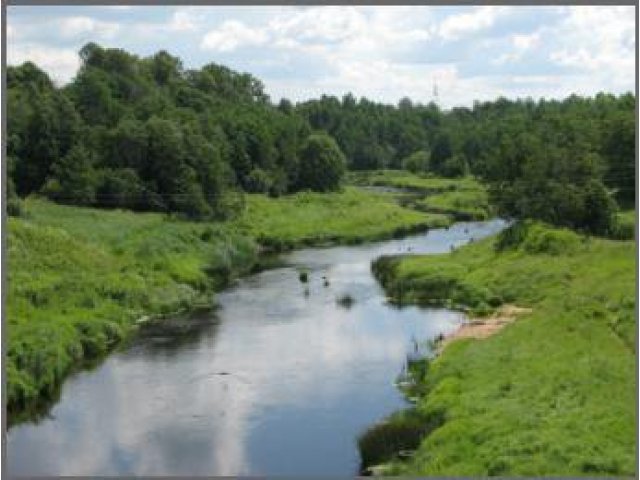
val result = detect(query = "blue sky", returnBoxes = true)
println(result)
[7,5,636,108]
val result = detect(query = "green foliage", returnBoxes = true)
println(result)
[402,150,430,174]
[372,224,636,476]
[8,45,634,230]
[296,133,347,192]
[609,210,635,240]
[42,144,98,205]
[496,221,583,255]
[358,408,444,470]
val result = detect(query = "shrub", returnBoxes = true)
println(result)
[402,150,430,174]
[358,408,444,470]
[521,223,582,255]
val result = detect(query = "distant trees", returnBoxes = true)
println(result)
[6,43,635,233]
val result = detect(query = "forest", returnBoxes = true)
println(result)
[7,43,635,236]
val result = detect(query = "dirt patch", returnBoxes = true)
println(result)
[437,304,532,353]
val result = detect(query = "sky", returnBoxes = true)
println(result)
[7,5,637,108]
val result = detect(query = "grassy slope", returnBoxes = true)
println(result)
[371,223,636,475]
[8,186,444,414]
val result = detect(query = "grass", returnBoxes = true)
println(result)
[348,170,492,220]
[348,170,481,192]
[413,188,492,221]
[233,186,451,250]
[368,221,636,475]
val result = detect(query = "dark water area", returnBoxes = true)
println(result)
[7,219,506,476]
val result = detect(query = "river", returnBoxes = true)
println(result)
[7,218,506,476]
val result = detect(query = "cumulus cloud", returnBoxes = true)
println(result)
[549,6,635,76]
[437,6,511,41]
[201,20,269,52]
[57,16,120,40]
[493,31,541,65]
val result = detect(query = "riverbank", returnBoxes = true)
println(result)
[363,221,636,475]
[349,170,492,221]
[7,183,455,417]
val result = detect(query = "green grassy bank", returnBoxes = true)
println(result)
[237,186,450,250]
[7,185,447,416]
[349,170,492,221]
[365,221,636,475]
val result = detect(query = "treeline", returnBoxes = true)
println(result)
[7,43,635,234]
[7,43,344,219]
[298,92,635,234]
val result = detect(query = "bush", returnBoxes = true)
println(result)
[358,408,444,470]
[402,150,430,174]
[609,212,635,240]
[496,220,582,255]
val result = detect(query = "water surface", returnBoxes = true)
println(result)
[8,219,505,476]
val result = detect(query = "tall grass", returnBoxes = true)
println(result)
[369,222,636,475]
[234,186,450,250]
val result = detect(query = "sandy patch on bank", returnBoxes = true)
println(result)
[437,304,532,353]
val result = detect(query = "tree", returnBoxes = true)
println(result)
[430,132,453,174]
[297,134,346,192]
[42,145,97,205]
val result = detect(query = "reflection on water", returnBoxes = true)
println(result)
[8,219,506,476]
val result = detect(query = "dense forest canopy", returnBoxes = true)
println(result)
[7,43,636,234]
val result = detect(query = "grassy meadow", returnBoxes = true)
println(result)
[365,221,636,475]
[237,186,450,250]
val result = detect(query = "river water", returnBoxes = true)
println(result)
[7,219,505,476]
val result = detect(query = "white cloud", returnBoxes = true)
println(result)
[201,20,269,52]
[438,6,510,41]
[267,6,367,43]
[8,44,80,84]
[168,9,201,32]
[493,31,541,65]
[57,16,120,40]
[513,31,540,51]
[549,6,635,75]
